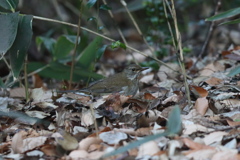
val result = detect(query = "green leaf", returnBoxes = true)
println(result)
[86,0,97,8]
[219,18,240,25]
[102,106,181,158]
[0,12,19,55]
[0,78,6,88]
[77,36,103,69]
[0,0,19,11]
[9,15,33,78]
[100,4,111,10]
[206,7,240,21]
[96,45,107,60]
[87,16,96,21]
[111,41,126,50]
[27,62,104,82]
[53,35,79,60]
[227,65,240,77]
[166,106,182,135]
[36,36,56,53]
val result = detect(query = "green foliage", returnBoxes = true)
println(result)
[0,0,18,12]
[0,12,18,54]
[99,4,111,11]
[9,15,33,78]
[206,7,240,26]
[102,106,182,158]
[227,65,240,77]
[206,7,240,22]
[27,62,104,82]
[86,0,97,8]
[110,41,126,50]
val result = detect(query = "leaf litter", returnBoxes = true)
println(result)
[2,47,240,159]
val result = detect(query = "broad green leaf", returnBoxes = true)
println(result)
[53,35,77,60]
[166,106,181,135]
[36,36,56,53]
[27,62,104,82]
[0,0,18,11]
[102,106,181,158]
[77,36,103,69]
[96,45,107,60]
[100,4,111,10]
[219,18,240,25]
[86,0,97,8]
[206,7,240,21]
[9,15,33,78]
[227,65,240,77]
[0,12,19,55]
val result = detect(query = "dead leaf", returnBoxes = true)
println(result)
[194,97,209,115]
[190,85,208,98]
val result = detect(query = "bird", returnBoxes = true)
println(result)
[59,64,148,96]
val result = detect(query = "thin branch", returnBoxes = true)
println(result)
[102,0,136,64]
[189,0,222,72]
[120,0,156,58]
[69,1,82,89]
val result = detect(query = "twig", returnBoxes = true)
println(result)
[189,0,222,72]
[69,1,82,90]
[164,0,191,105]
[120,0,156,58]
[102,0,137,64]
[24,55,29,102]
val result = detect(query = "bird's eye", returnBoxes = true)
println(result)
[132,68,136,71]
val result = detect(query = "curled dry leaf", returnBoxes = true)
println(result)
[226,117,240,127]
[137,141,160,158]
[78,137,102,151]
[194,97,209,116]
[190,85,208,98]
[182,138,214,150]
[69,150,89,159]
[205,77,223,86]
[11,130,26,153]
[203,131,228,146]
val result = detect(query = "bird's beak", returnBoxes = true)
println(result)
[140,67,149,71]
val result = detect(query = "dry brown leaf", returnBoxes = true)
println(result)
[40,144,57,157]
[134,127,153,137]
[226,118,240,127]
[144,93,156,100]
[194,97,209,116]
[104,94,130,112]
[78,137,102,151]
[32,74,45,89]
[69,150,89,159]
[137,141,160,158]
[190,85,208,98]
[182,138,214,150]
[9,88,28,98]
[211,150,239,160]
[205,77,223,86]
[11,130,26,153]
[203,131,228,145]
[185,149,216,159]
[22,136,47,153]
[88,151,105,159]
